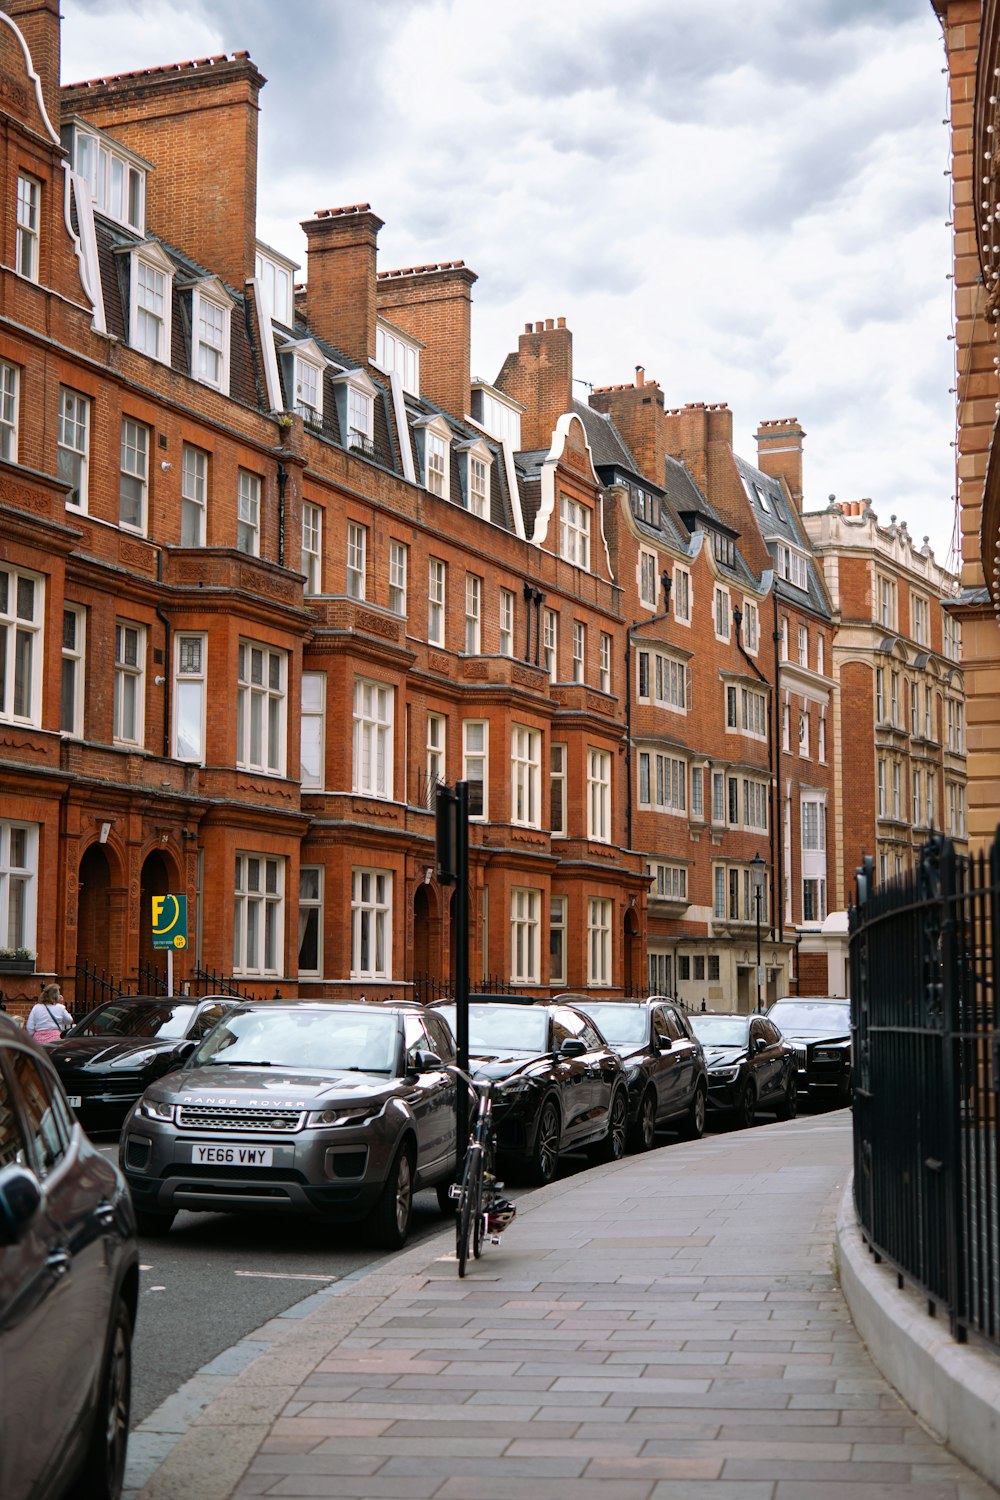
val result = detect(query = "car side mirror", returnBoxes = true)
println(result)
[176,1040,197,1061]
[0,1163,42,1246]
[753,1037,767,1054]
[657,1034,672,1052]
[410,1049,443,1074]
[559,1038,587,1058]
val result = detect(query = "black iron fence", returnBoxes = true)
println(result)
[71,961,265,1016]
[850,830,1000,1348]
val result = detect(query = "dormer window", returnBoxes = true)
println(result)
[66,120,148,234]
[189,278,233,393]
[413,413,452,501]
[331,368,379,457]
[777,543,809,591]
[470,382,523,448]
[711,530,736,569]
[559,494,590,569]
[280,338,326,427]
[254,241,298,327]
[456,438,492,518]
[375,320,420,396]
[127,242,173,365]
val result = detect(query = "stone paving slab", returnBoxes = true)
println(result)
[132,1113,1000,1499]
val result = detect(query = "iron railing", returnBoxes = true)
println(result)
[850,830,1000,1348]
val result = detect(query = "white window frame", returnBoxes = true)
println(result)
[465,574,481,654]
[463,720,488,820]
[375,321,420,395]
[0,360,18,461]
[61,604,85,738]
[913,595,929,646]
[543,609,558,681]
[233,852,284,977]
[426,712,446,807]
[416,413,452,501]
[673,565,691,625]
[428,558,446,646]
[550,742,567,836]
[549,895,567,987]
[352,678,394,800]
[15,175,39,282]
[255,243,296,326]
[587,897,612,987]
[347,382,374,450]
[295,354,323,425]
[511,725,542,828]
[113,619,145,747]
[0,567,42,729]
[559,494,591,569]
[73,125,146,233]
[300,671,326,791]
[301,502,322,594]
[714,586,730,642]
[572,621,585,683]
[499,588,514,656]
[129,244,172,363]
[192,281,232,392]
[877,758,886,818]
[298,865,323,977]
[0,820,37,951]
[119,417,148,533]
[351,868,392,980]
[587,747,611,843]
[236,640,287,776]
[599,631,612,694]
[798,623,808,667]
[237,470,260,556]
[347,522,367,600]
[777,543,809,591]
[877,574,897,630]
[743,600,759,653]
[173,632,207,763]
[181,443,207,547]
[460,439,491,517]
[639,550,658,609]
[817,634,825,674]
[389,540,407,616]
[510,887,540,985]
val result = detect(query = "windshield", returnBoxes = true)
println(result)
[436,1005,549,1054]
[770,1001,850,1031]
[579,1004,647,1045]
[191,1007,399,1072]
[73,1001,196,1040]
[689,1016,749,1047]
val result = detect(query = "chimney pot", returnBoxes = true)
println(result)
[557,316,566,328]
[545,318,554,330]
[635,365,644,387]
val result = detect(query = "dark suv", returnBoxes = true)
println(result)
[0,1014,138,1500]
[120,1000,458,1247]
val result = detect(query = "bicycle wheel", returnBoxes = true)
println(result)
[473,1134,494,1260]
[456,1143,483,1278]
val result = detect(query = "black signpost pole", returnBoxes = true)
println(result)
[436,781,470,1176]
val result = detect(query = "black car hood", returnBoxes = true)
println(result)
[51,1035,177,1069]
[703,1044,747,1067]
[467,1052,544,1083]
[778,1027,850,1044]
[153,1064,394,1105]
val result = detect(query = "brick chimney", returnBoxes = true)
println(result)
[1,0,59,133]
[755,418,805,506]
[301,204,383,369]
[60,52,266,288]
[589,367,666,483]
[376,261,477,419]
[494,318,573,451]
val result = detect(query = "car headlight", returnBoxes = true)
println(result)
[624,1063,642,1085]
[709,1065,741,1082]
[306,1103,384,1127]
[495,1076,534,1097]
[111,1050,158,1070]
[814,1047,848,1063]
[136,1096,175,1123]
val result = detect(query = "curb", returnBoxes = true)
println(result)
[836,1176,1000,1488]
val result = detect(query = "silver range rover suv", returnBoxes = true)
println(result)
[119,1000,457,1248]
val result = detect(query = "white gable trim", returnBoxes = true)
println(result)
[0,13,59,143]
[531,411,600,548]
[248,276,283,413]
[65,168,106,335]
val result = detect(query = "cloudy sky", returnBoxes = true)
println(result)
[60,0,958,564]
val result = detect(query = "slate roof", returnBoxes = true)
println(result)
[734,453,832,621]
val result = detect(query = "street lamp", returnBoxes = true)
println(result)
[750,852,767,1013]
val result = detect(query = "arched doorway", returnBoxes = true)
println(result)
[77,844,112,974]
[412,882,441,992]
[139,852,171,986]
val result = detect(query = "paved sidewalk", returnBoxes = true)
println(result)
[133,1111,1000,1499]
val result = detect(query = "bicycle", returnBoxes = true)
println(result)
[446,1065,516,1277]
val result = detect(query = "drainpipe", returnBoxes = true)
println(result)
[523,581,534,663]
[277,462,287,568]
[155,549,170,759]
[532,589,544,667]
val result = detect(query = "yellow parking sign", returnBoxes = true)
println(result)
[151,893,188,950]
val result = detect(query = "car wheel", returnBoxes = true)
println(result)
[733,1078,757,1130]
[591,1087,628,1163]
[525,1098,560,1185]
[69,1298,132,1500]
[775,1079,798,1121]
[628,1088,657,1152]
[680,1082,707,1140]
[368,1142,414,1249]
[134,1207,175,1237]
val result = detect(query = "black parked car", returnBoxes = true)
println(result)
[47,994,240,1129]
[766,997,853,1105]
[572,997,708,1150]
[433,1000,629,1183]
[0,1014,138,1500]
[121,1000,458,1246]
[688,1012,797,1128]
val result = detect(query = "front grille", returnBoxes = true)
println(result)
[794,1046,808,1067]
[177,1104,304,1132]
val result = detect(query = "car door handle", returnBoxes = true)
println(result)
[47,1248,71,1279]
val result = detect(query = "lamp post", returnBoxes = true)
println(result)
[750,852,766,1013]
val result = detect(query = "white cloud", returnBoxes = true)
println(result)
[60,0,958,562]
